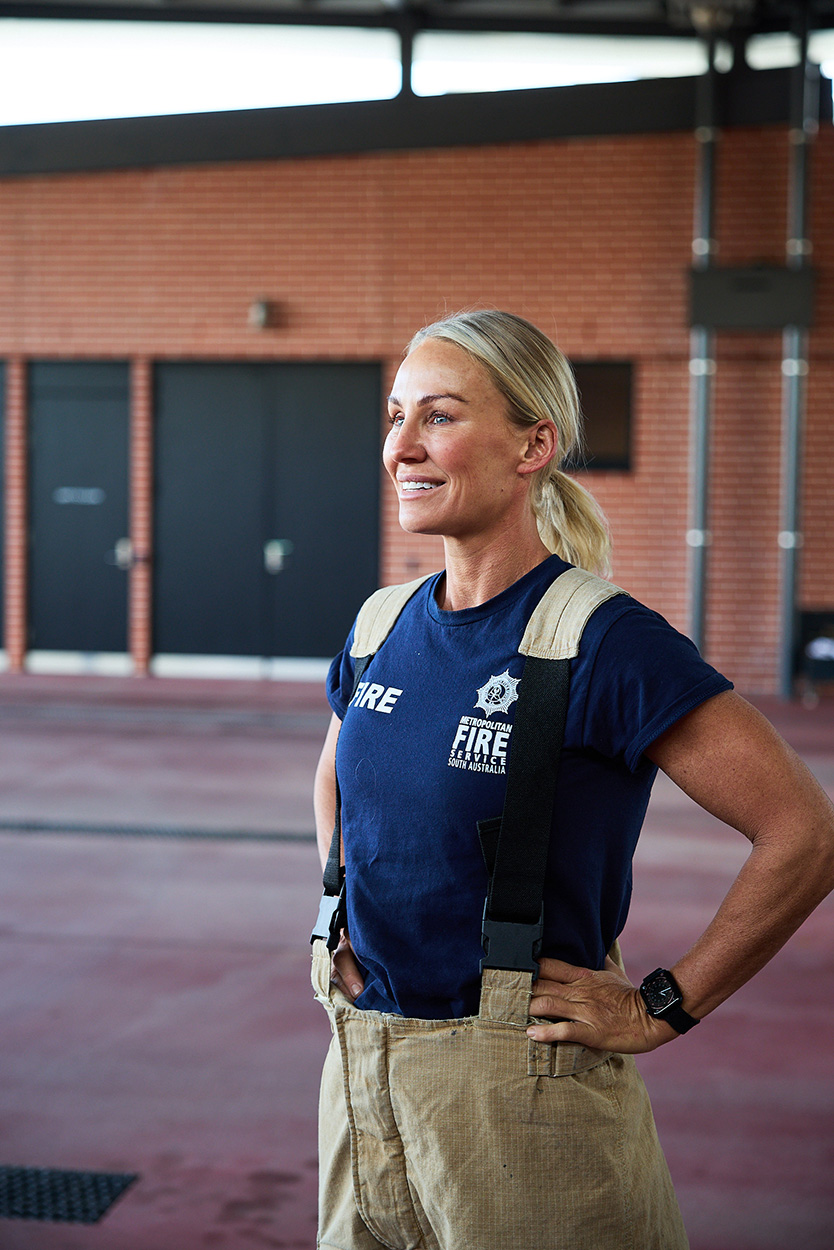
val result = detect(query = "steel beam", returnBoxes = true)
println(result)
[0,0,832,34]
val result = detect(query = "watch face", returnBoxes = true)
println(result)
[642,970,681,1014]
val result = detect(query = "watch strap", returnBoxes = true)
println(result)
[654,998,700,1034]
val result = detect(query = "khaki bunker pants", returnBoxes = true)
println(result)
[313,939,688,1250]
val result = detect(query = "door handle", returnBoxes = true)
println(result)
[264,539,294,574]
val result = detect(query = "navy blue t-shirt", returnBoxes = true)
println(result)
[326,556,732,1020]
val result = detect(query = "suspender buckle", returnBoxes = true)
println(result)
[311,884,346,951]
[480,903,544,975]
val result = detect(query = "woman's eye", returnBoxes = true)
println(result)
[387,410,449,427]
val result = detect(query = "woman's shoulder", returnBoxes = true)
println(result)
[579,588,704,660]
[572,590,733,770]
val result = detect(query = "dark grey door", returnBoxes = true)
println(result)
[154,362,381,658]
[28,363,130,652]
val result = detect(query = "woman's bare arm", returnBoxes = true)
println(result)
[527,690,834,1052]
[647,690,834,1017]
[314,712,341,871]
[313,711,365,1000]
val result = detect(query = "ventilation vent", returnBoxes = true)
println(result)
[0,1166,138,1223]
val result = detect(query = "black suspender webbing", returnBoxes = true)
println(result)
[478,655,570,974]
[310,653,373,950]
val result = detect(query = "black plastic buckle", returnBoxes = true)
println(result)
[480,903,544,975]
[311,886,346,951]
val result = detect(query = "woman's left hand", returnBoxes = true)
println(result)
[527,955,677,1054]
[331,931,366,1003]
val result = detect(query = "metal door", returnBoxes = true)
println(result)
[28,363,130,652]
[154,362,381,658]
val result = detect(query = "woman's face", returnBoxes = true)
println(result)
[383,338,542,544]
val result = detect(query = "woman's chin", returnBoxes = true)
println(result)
[397,506,444,536]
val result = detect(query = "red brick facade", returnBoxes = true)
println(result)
[1,123,831,691]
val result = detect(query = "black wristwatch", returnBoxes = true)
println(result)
[639,968,700,1035]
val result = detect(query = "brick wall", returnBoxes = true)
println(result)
[0,123,831,691]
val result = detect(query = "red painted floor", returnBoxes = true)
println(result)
[0,675,831,1250]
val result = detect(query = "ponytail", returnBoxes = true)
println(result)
[408,309,612,575]
[532,467,611,576]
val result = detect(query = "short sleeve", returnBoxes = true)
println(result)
[579,602,733,772]
[326,622,357,719]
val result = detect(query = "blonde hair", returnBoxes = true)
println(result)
[407,310,611,574]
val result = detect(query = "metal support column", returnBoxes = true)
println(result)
[778,15,817,698]
[398,16,416,98]
[687,36,718,654]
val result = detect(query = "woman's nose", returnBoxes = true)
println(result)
[387,416,426,463]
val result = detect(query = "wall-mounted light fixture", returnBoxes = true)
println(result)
[248,298,282,330]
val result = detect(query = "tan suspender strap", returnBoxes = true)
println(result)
[519,567,628,660]
[350,567,627,664]
[349,574,433,659]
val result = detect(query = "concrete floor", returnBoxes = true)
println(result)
[0,674,831,1250]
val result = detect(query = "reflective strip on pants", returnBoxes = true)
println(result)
[312,939,688,1250]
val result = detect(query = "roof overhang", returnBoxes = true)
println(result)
[0,63,829,176]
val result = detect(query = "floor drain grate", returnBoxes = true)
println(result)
[0,1166,138,1223]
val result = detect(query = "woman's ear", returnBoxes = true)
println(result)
[518,421,558,477]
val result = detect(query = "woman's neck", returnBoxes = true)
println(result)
[438,530,552,611]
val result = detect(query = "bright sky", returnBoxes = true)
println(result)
[0,21,832,127]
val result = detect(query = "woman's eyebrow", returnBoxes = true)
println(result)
[386,392,469,406]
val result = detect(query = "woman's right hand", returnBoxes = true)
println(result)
[331,931,365,1002]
